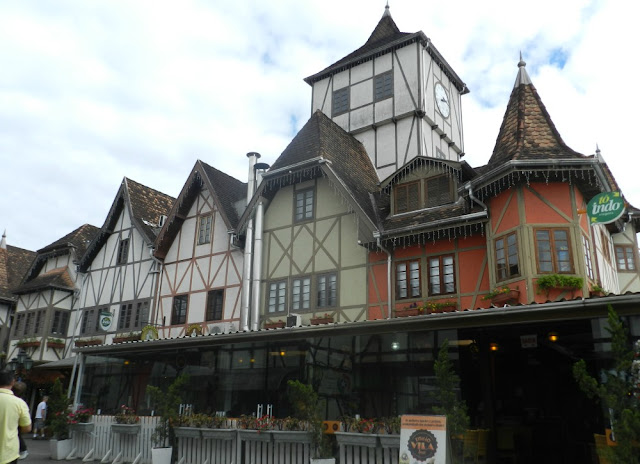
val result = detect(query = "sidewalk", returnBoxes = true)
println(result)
[21,436,85,464]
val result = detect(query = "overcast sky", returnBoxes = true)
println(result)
[1,0,637,252]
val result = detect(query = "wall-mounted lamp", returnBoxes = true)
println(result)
[489,342,500,352]
[548,332,558,342]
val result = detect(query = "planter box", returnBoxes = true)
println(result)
[75,339,102,347]
[47,342,65,349]
[378,434,400,447]
[395,308,420,317]
[201,428,236,440]
[311,459,336,464]
[151,447,172,464]
[264,321,286,329]
[17,341,41,348]
[431,304,457,313]
[70,422,94,433]
[334,432,378,447]
[174,426,202,438]
[111,423,141,434]
[239,429,273,442]
[50,439,73,460]
[271,430,312,443]
[491,289,520,306]
[310,317,334,325]
[113,336,140,343]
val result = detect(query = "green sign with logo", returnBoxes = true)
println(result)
[99,311,113,331]
[587,191,624,225]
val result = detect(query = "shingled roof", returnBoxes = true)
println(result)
[38,224,99,257]
[304,6,467,92]
[487,59,586,167]
[154,160,247,260]
[265,110,380,226]
[79,178,174,271]
[13,266,75,295]
[0,238,36,301]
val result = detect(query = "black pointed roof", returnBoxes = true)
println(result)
[487,59,586,167]
[304,8,467,93]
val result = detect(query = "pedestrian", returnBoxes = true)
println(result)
[0,369,32,464]
[11,381,28,460]
[33,395,48,440]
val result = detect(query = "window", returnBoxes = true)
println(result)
[428,255,455,295]
[24,312,34,336]
[332,87,349,116]
[394,182,420,214]
[34,310,45,335]
[206,289,224,321]
[317,273,337,308]
[292,277,311,311]
[583,236,594,280]
[535,229,572,273]
[295,189,314,222]
[50,310,69,336]
[396,261,421,299]
[600,229,611,264]
[81,309,95,335]
[425,176,452,208]
[13,313,24,336]
[117,238,129,265]
[268,281,287,313]
[615,245,637,272]
[198,215,212,245]
[495,233,520,281]
[374,71,393,101]
[171,295,188,325]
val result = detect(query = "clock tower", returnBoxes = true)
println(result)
[304,5,468,181]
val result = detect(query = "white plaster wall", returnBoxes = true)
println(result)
[374,98,393,123]
[351,61,373,84]
[351,105,373,131]
[374,53,392,73]
[351,80,372,109]
[394,44,419,115]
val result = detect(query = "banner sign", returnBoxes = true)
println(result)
[399,415,449,464]
[99,311,113,331]
[587,191,624,225]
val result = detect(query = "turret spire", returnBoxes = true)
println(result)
[1,230,6,250]
[383,1,391,17]
[514,52,532,87]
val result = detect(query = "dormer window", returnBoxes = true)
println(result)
[393,175,454,214]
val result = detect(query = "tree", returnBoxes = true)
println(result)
[573,305,640,464]
[146,374,189,453]
[48,378,72,440]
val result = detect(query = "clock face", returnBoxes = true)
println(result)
[435,82,450,118]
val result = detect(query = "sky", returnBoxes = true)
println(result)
[1,0,637,252]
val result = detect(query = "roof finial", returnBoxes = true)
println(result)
[518,51,526,68]
[513,51,532,87]
[1,230,6,250]
[383,1,391,17]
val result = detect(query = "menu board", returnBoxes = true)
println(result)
[399,415,449,464]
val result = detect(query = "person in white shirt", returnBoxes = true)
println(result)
[33,396,48,439]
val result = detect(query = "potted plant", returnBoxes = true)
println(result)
[112,405,140,434]
[264,320,286,329]
[429,339,470,463]
[590,284,606,297]
[536,274,583,296]
[16,337,41,349]
[483,286,520,305]
[310,313,334,325]
[573,305,640,464]
[47,337,66,350]
[287,380,334,463]
[68,406,95,433]
[48,378,72,460]
[146,374,189,464]
[75,338,102,347]
[426,301,458,313]
[395,302,423,317]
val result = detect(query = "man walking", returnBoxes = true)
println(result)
[0,370,32,464]
[33,395,47,439]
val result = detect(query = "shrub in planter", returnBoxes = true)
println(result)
[114,405,140,424]
[48,379,72,440]
[536,274,583,294]
[146,374,189,458]
[68,407,94,424]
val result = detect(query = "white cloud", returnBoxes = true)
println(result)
[0,0,637,251]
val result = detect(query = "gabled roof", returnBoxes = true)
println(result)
[256,110,379,229]
[79,178,174,271]
[19,224,98,288]
[0,238,36,301]
[487,58,586,167]
[304,6,467,93]
[13,267,74,295]
[154,161,247,260]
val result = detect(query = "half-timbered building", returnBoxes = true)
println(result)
[74,178,174,345]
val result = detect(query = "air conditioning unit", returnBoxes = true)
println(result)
[208,322,236,335]
[286,315,301,328]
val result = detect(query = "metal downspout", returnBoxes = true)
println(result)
[376,236,393,319]
[466,182,488,211]
[250,170,266,331]
[241,153,260,331]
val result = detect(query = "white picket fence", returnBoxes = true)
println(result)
[70,417,316,464]
[335,432,400,464]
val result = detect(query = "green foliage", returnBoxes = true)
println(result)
[536,274,583,293]
[430,339,470,437]
[482,286,515,300]
[146,374,189,449]
[48,379,72,439]
[287,380,331,458]
[573,306,640,464]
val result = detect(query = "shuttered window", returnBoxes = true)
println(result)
[374,71,393,101]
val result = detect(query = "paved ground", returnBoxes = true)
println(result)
[20,436,85,464]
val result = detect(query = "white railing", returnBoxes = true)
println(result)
[335,432,400,464]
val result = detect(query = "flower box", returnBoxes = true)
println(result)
[239,429,273,442]
[271,430,313,443]
[75,339,102,347]
[334,432,379,447]
[264,321,286,329]
[310,317,334,325]
[113,336,140,343]
[395,308,420,317]
[111,423,141,434]
[47,341,66,349]
[378,434,400,447]
[16,340,41,348]
[490,289,520,306]
[201,428,236,440]
[431,304,457,313]
[174,426,202,438]
[70,422,94,433]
